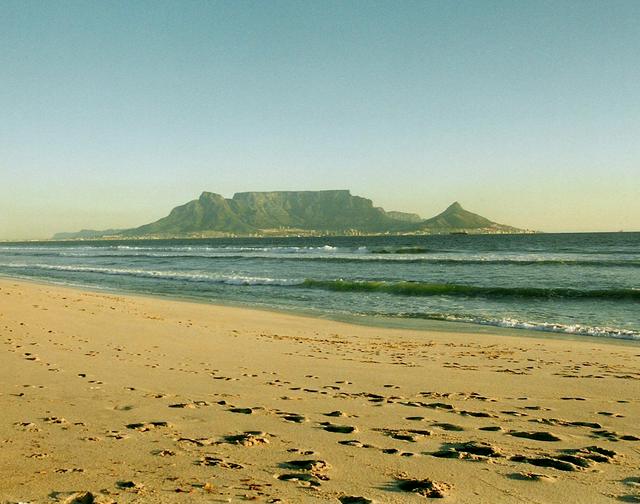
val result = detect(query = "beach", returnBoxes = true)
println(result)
[1,277,639,503]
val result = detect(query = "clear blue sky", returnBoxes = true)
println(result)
[1,0,638,239]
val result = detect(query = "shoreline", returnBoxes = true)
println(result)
[5,230,640,245]
[1,277,639,502]
[2,273,638,348]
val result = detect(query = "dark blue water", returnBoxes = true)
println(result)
[1,233,638,340]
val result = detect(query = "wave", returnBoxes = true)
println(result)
[2,261,638,301]
[386,312,640,340]
[3,250,639,267]
[372,247,430,254]
[320,257,640,267]
[1,262,637,340]
[0,263,297,286]
[0,244,350,253]
[300,279,640,300]
[261,256,638,267]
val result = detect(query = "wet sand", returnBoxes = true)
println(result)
[1,278,639,503]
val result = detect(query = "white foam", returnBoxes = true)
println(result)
[426,313,640,340]
[0,262,301,286]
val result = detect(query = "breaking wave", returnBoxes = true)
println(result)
[300,279,640,300]
[0,263,298,286]
[386,312,640,340]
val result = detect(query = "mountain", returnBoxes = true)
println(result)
[385,210,423,223]
[420,201,520,232]
[52,228,125,240]
[127,192,255,236]
[53,190,526,239]
[119,190,412,236]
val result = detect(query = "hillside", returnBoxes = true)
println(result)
[421,202,522,233]
[53,191,525,238]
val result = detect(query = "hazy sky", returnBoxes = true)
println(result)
[1,0,638,239]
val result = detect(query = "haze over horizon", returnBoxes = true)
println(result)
[2,0,639,240]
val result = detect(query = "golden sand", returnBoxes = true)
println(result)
[1,278,639,503]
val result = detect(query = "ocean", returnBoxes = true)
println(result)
[1,232,638,341]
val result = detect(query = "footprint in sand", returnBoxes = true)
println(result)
[432,422,465,432]
[508,430,562,442]
[277,472,323,487]
[502,410,527,418]
[42,416,70,426]
[623,477,640,488]
[276,458,331,488]
[169,400,210,409]
[510,446,617,472]
[507,472,556,482]
[113,404,135,411]
[591,429,640,442]
[125,421,171,432]
[152,449,176,456]
[28,452,49,459]
[176,436,216,447]
[281,459,330,479]
[382,448,416,456]
[50,491,115,503]
[479,425,503,432]
[339,439,378,449]
[106,430,128,440]
[197,456,244,469]
[376,428,432,442]
[616,495,640,503]
[14,421,40,432]
[116,480,145,493]
[222,431,271,446]
[287,447,316,455]
[598,411,625,418]
[228,407,255,414]
[529,418,601,429]
[280,412,307,423]
[431,441,504,460]
[320,422,357,434]
[395,478,452,498]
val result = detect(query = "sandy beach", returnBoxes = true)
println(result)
[1,278,639,503]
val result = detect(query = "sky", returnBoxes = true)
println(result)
[1,0,639,239]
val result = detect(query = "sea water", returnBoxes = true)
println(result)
[1,232,638,341]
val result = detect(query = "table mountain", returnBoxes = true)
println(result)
[54,190,525,238]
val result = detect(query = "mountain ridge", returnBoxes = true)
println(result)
[53,190,528,239]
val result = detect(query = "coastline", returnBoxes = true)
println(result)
[2,273,638,348]
[1,277,639,503]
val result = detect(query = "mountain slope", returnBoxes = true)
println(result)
[123,190,413,236]
[53,191,526,238]
[228,190,409,232]
[420,202,520,232]
[422,202,493,228]
[124,192,255,236]
[52,228,125,240]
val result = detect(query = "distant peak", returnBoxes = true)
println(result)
[445,201,463,212]
[199,191,223,200]
[232,189,351,197]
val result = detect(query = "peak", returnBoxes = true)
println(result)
[445,201,463,212]
[232,189,351,196]
[199,191,223,200]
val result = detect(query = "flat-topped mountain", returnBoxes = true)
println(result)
[54,190,526,238]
